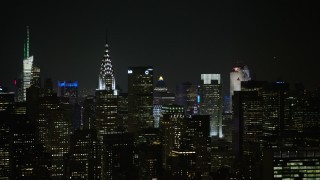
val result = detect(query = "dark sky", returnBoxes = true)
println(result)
[1,1,319,93]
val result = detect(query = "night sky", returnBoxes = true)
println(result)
[1,1,319,93]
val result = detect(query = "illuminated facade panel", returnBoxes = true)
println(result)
[200,74,223,137]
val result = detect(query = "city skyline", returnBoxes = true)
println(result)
[1,1,319,93]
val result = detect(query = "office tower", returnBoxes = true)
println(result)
[186,115,211,178]
[95,37,119,138]
[37,93,59,150]
[20,26,34,102]
[232,91,263,179]
[95,90,118,136]
[26,85,41,127]
[58,81,79,104]
[103,133,136,179]
[138,142,163,180]
[66,129,101,179]
[82,96,95,130]
[44,78,54,96]
[10,115,51,179]
[167,149,196,179]
[175,82,198,116]
[153,76,175,128]
[229,65,251,112]
[223,96,231,113]
[263,148,320,180]
[241,81,290,137]
[160,105,185,168]
[48,107,72,178]
[210,139,234,175]
[222,112,233,143]
[128,66,154,132]
[0,112,10,179]
[199,74,223,137]
[0,87,15,114]
[31,66,41,88]
[117,93,128,132]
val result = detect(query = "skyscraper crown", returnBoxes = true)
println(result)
[98,34,115,91]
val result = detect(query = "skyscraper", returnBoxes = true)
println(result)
[199,74,223,137]
[58,80,79,104]
[98,36,116,92]
[230,65,251,112]
[128,66,154,132]
[20,26,34,102]
[95,36,119,138]
[175,82,198,116]
[153,76,175,128]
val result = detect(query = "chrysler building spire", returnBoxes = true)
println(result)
[98,33,115,91]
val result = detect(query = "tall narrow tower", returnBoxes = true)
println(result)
[199,74,223,137]
[98,35,116,92]
[21,26,34,102]
[95,35,119,137]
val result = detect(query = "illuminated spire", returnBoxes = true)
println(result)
[154,75,168,92]
[24,26,30,59]
[98,32,115,91]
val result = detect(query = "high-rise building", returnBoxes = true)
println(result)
[95,38,119,138]
[128,66,154,132]
[31,66,41,88]
[44,78,54,96]
[241,81,289,137]
[10,115,51,179]
[98,36,116,92]
[229,65,251,112]
[199,74,223,137]
[175,82,198,116]
[167,149,196,179]
[117,93,128,132]
[58,81,79,104]
[48,107,72,178]
[0,87,15,114]
[65,129,101,179]
[263,148,320,180]
[160,105,185,168]
[153,76,175,128]
[103,133,136,179]
[0,111,11,179]
[95,90,118,136]
[186,115,211,178]
[20,26,35,102]
[232,90,263,179]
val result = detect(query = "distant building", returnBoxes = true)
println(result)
[58,80,79,104]
[232,90,263,179]
[167,149,196,179]
[187,115,211,178]
[199,74,223,137]
[20,26,34,102]
[103,133,136,179]
[48,107,72,178]
[263,148,320,180]
[128,66,154,132]
[230,65,251,112]
[160,105,185,168]
[153,76,175,128]
[0,87,15,114]
[175,82,198,116]
[66,129,101,179]
[95,37,119,138]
